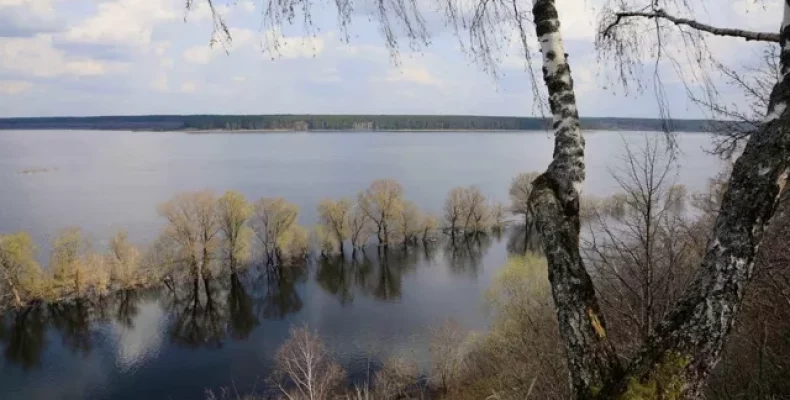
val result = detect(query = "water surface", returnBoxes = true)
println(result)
[0,130,722,399]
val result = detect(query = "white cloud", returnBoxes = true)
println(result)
[232,76,247,83]
[180,81,199,93]
[183,45,216,64]
[0,80,33,94]
[239,1,255,13]
[385,65,442,86]
[0,34,124,77]
[0,0,54,16]
[63,0,178,47]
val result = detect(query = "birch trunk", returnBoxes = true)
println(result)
[529,0,623,397]
[604,2,790,397]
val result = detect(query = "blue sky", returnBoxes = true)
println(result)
[0,0,779,118]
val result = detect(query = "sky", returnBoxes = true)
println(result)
[0,0,780,118]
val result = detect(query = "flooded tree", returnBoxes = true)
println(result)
[461,186,489,237]
[0,232,41,308]
[278,224,310,265]
[251,197,299,264]
[107,230,143,289]
[420,214,440,245]
[51,228,108,298]
[396,200,422,247]
[509,172,540,227]
[489,202,507,232]
[358,179,404,248]
[217,190,252,272]
[314,224,337,257]
[157,191,220,283]
[317,198,352,254]
[443,187,465,241]
[348,206,372,252]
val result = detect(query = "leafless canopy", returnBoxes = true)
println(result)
[596,0,781,149]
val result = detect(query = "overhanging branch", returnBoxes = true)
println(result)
[602,9,780,43]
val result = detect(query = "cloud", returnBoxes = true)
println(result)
[183,45,216,64]
[0,1,62,37]
[0,34,125,77]
[0,80,33,94]
[180,81,199,93]
[63,0,179,48]
[385,65,442,86]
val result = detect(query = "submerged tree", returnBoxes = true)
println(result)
[317,198,352,254]
[217,190,252,272]
[509,172,540,226]
[158,191,221,282]
[0,232,41,308]
[251,197,299,264]
[107,230,143,288]
[358,179,404,248]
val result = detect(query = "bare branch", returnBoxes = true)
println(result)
[601,9,779,43]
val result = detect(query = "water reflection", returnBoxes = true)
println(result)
[227,273,258,340]
[445,235,493,276]
[506,223,543,256]
[0,228,525,372]
[3,306,47,370]
[49,301,97,357]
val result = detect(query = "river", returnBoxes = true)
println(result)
[0,130,722,399]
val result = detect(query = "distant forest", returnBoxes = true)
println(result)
[0,114,721,132]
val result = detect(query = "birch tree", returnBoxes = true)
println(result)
[197,0,790,397]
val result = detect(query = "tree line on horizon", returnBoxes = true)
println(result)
[0,115,722,132]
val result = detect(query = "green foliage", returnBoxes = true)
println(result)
[0,232,43,305]
[621,353,690,400]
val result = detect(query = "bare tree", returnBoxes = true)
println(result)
[217,190,252,272]
[395,200,422,247]
[509,172,540,226]
[107,230,143,288]
[317,198,352,254]
[158,191,220,282]
[348,206,372,251]
[461,186,490,237]
[251,197,299,264]
[443,187,466,241]
[420,214,440,244]
[271,326,346,400]
[584,138,697,355]
[357,179,404,248]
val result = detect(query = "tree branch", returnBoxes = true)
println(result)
[606,3,790,397]
[602,9,779,43]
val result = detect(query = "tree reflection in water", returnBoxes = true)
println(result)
[0,229,514,369]
[506,223,543,256]
[166,278,226,348]
[2,305,47,370]
[48,300,98,357]
[445,235,493,276]
[227,272,258,340]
